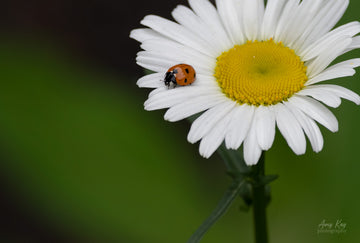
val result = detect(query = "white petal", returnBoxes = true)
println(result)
[225,104,255,150]
[274,103,306,155]
[199,109,235,158]
[261,0,287,40]
[137,72,164,88]
[136,51,215,77]
[254,106,276,150]
[130,28,166,43]
[300,22,360,60]
[137,51,212,76]
[140,39,215,73]
[188,101,236,143]
[324,59,360,71]
[140,15,216,57]
[190,74,218,87]
[284,102,324,152]
[288,95,338,132]
[144,86,219,111]
[188,0,232,50]
[242,0,265,41]
[306,58,360,85]
[281,0,323,48]
[188,0,220,28]
[164,93,226,122]
[274,0,300,43]
[306,37,352,78]
[243,120,262,166]
[171,5,203,33]
[216,0,245,44]
[288,0,324,51]
[171,5,225,55]
[309,84,360,105]
[308,0,349,39]
[297,88,342,108]
[136,51,174,73]
[296,0,349,50]
[343,36,360,54]
[148,86,166,98]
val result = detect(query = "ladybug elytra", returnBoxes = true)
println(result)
[164,64,196,87]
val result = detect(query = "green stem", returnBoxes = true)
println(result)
[252,153,268,243]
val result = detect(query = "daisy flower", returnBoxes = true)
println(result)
[130,0,360,165]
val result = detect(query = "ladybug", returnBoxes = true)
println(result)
[164,64,196,87]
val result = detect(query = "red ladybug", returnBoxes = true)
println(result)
[164,64,196,87]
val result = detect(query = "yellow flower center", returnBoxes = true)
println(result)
[214,39,308,106]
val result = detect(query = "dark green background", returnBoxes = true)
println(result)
[0,0,359,242]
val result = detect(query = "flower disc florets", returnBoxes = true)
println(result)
[215,40,308,106]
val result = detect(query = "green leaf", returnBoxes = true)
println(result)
[187,179,246,243]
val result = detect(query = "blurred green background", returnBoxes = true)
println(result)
[0,0,359,242]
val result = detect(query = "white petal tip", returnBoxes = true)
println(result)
[245,159,259,166]
[330,124,339,133]
[228,145,238,150]
[144,104,156,111]
[129,29,143,39]
[293,150,306,156]
[244,149,262,166]
[314,149,322,153]
[224,137,239,150]
[140,15,152,24]
[199,151,211,159]
[354,95,360,105]
[163,111,182,122]
[259,144,271,151]
[164,116,180,122]
[199,143,217,159]
[257,135,274,151]
[314,143,324,154]
[136,81,145,88]
[129,30,136,39]
[187,136,197,144]
[290,144,307,156]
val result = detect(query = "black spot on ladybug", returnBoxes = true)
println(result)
[185,78,188,83]
[194,73,196,78]
[185,68,189,74]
